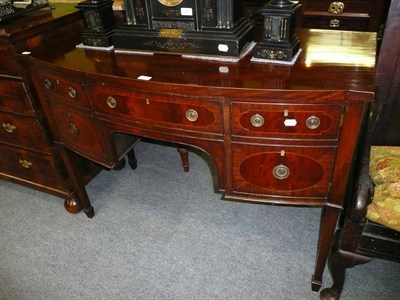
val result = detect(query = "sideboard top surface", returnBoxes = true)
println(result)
[27,25,377,97]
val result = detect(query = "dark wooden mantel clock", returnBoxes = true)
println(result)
[111,0,254,58]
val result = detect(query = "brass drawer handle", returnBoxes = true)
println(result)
[272,164,290,180]
[68,87,77,99]
[69,122,79,137]
[250,114,264,127]
[330,19,340,28]
[44,78,52,90]
[328,2,344,14]
[19,159,32,169]
[2,122,16,133]
[186,109,198,122]
[306,116,321,129]
[107,96,117,109]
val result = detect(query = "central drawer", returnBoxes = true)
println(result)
[89,84,224,134]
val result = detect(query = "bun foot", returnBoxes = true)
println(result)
[320,288,340,300]
[64,198,82,214]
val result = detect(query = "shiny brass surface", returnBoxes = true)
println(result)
[272,164,290,180]
[44,78,52,89]
[107,96,117,108]
[2,122,16,133]
[328,2,345,14]
[157,0,183,7]
[19,159,32,169]
[159,29,183,38]
[306,116,321,129]
[185,109,198,122]
[68,87,77,99]
[69,122,79,136]
[250,114,264,127]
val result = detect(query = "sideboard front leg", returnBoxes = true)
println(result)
[312,206,342,292]
[57,144,94,218]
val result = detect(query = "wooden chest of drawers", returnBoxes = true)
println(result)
[297,0,390,31]
[0,5,100,212]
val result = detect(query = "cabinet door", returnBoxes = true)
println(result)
[231,143,336,199]
[48,102,106,162]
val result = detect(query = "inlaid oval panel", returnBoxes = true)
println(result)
[239,151,325,191]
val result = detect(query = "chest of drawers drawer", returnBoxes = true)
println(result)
[231,143,336,199]
[90,84,224,134]
[0,111,49,152]
[298,0,388,31]
[48,102,106,161]
[0,143,65,189]
[231,102,343,139]
[38,70,90,110]
[0,78,34,116]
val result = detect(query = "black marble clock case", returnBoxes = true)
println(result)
[112,0,254,57]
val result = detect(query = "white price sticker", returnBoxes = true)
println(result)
[284,119,297,127]
[181,8,193,16]
[218,44,229,53]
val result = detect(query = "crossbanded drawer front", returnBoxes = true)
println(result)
[231,103,343,139]
[0,78,34,115]
[48,102,106,161]
[231,144,336,198]
[90,85,224,134]
[303,0,371,14]
[38,70,90,110]
[0,144,64,189]
[0,111,49,152]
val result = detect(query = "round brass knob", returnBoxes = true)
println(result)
[68,87,77,99]
[107,96,117,109]
[306,116,320,129]
[186,109,198,122]
[250,114,264,127]
[329,19,340,28]
[69,122,79,137]
[272,164,290,180]
[2,122,16,133]
[19,159,32,169]
[44,78,52,90]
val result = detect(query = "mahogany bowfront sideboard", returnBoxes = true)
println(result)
[22,27,376,292]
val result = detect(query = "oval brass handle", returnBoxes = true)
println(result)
[107,96,117,109]
[68,87,77,99]
[44,78,52,90]
[306,116,321,129]
[329,19,340,28]
[2,122,16,133]
[272,164,290,180]
[250,114,264,127]
[19,159,32,169]
[186,109,198,122]
[69,122,79,137]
